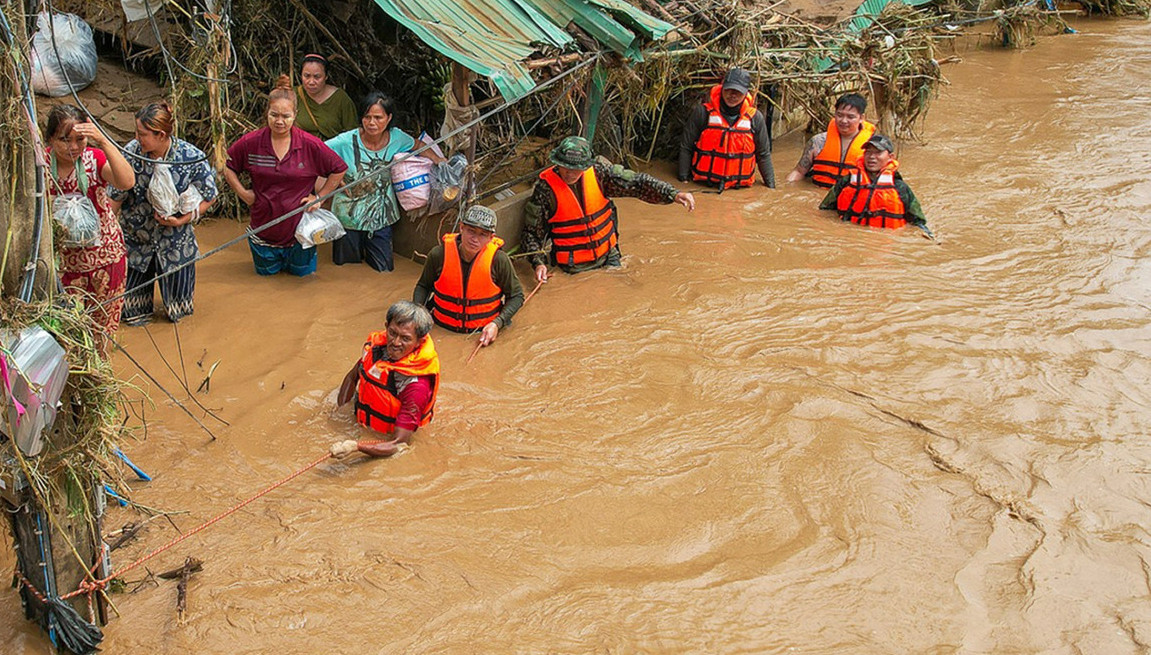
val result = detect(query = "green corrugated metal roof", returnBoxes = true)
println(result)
[811,0,936,72]
[371,0,673,101]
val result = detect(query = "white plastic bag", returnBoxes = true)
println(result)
[30,12,98,97]
[295,208,346,248]
[147,164,181,217]
[178,185,203,217]
[391,153,433,211]
[120,0,165,22]
[52,193,102,248]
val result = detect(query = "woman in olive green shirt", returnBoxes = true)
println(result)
[295,54,358,140]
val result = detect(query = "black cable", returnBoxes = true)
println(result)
[43,0,209,165]
[143,0,233,84]
[0,4,48,302]
[95,55,602,312]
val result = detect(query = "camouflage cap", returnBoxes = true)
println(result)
[863,134,895,153]
[461,205,497,232]
[549,136,596,170]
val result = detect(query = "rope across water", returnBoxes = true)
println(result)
[14,440,390,603]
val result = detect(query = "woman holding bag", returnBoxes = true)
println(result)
[325,91,436,271]
[109,102,218,325]
[44,105,135,351]
[224,75,347,277]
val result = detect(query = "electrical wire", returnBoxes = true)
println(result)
[43,0,210,165]
[0,3,49,302]
[143,0,233,84]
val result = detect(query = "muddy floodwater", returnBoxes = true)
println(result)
[5,18,1151,654]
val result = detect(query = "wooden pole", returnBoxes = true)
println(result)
[451,62,479,204]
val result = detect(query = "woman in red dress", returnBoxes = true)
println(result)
[44,105,135,353]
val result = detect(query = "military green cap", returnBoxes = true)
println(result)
[549,136,595,170]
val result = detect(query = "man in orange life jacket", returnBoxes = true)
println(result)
[521,136,695,284]
[785,93,876,187]
[678,68,775,189]
[331,301,440,458]
[413,206,524,347]
[819,134,928,231]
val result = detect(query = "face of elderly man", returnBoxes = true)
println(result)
[385,319,421,362]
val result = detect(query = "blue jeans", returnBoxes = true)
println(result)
[248,239,317,277]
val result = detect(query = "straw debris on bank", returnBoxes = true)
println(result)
[1,296,132,528]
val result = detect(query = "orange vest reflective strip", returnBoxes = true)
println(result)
[430,233,505,333]
[541,166,618,266]
[355,331,440,434]
[691,85,758,189]
[810,119,876,188]
[835,161,907,229]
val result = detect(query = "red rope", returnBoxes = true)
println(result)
[43,440,388,601]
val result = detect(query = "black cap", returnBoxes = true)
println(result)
[863,134,895,153]
[722,68,751,95]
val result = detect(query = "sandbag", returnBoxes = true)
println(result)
[147,164,181,217]
[52,193,102,248]
[295,208,346,248]
[30,12,98,97]
[391,153,433,211]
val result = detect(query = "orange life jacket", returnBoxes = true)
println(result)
[691,85,758,189]
[430,233,505,333]
[355,331,440,434]
[835,160,907,229]
[540,166,618,266]
[809,119,876,188]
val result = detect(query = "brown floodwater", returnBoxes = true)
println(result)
[5,17,1151,654]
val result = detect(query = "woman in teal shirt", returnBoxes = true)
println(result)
[325,92,419,271]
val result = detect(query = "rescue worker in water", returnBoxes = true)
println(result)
[819,134,928,231]
[679,67,775,189]
[413,205,524,347]
[331,301,439,458]
[785,93,876,188]
[521,136,695,283]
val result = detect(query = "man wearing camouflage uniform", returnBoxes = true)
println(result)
[521,136,695,283]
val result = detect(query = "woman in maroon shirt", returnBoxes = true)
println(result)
[223,75,347,276]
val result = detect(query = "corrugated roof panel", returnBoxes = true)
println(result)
[371,0,572,100]
[586,0,674,41]
[810,0,936,72]
[372,0,672,101]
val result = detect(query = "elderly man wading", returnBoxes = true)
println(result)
[521,136,695,283]
[413,206,524,347]
[332,301,440,458]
